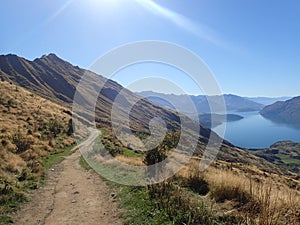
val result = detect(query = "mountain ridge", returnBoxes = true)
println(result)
[0,53,214,141]
[0,53,285,172]
[260,96,300,125]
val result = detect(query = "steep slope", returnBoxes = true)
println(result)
[0,54,79,103]
[0,53,283,172]
[0,54,193,135]
[0,53,216,140]
[260,96,300,125]
[0,81,75,218]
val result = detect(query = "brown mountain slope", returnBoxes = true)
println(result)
[0,53,215,142]
[0,54,191,135]
[0,53,284,173]
[0,54,79,103]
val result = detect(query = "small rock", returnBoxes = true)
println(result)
[72,199,76,203]
[73,191,80,195]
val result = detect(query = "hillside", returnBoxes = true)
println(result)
[0,53,265,166]
[0,81,75,220]
[260,96,300,125]
[249,141,300,174]
[0,55,299,224]
[0,54,209,137]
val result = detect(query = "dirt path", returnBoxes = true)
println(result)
[12,130,123,225]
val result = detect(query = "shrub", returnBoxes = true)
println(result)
[11,132,34,154]
[47,118,63,138]
[66,118,73,136]
[182,171,210,196]
[210,184,251,204]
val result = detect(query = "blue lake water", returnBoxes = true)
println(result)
[212,111,300,149]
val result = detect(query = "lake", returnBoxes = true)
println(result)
[212,111,300,149]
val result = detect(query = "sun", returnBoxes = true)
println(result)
[88,0,121,7]
[83,0,124,16]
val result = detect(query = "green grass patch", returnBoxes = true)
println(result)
[78,152,171,224]
[117,186,172,225]
[123,149,144,157]
[0,215,13,224]
[79,156,91,170]
[44,144,75,170]
[100,128,107,136]
[280,156,300,164]
[0,144,77,224]
[0,179,28,225]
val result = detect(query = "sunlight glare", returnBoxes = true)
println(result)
[88,0,121,8]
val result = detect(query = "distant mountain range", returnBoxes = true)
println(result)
[138,91,264,113]
[137,92,298,128]
[260,96,300,125]
[138,91,266,127]
[0,53,283,169]
[247,96,292,105]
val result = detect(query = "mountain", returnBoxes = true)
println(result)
[0,53,284,170]
[2,54,300,224]
[0,54,185,135]
[260,96,300,125]
[0,54,217,143]
[138,91,264,113]
[0,54,79,104]
[247,96,292,105]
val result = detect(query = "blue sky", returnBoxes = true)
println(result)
[1,0,300,97]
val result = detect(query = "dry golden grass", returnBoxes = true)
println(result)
[0,80,74,185]
[115,155,145,166]
[175,157,300,224]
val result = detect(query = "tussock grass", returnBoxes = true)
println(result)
[0,81,75,221]
[88,128,300,224]
[176,158,300,224]
[115,155,145,166]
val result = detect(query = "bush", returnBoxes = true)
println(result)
[11,131,34,154]
[47,118,63,138]
[182,172,210,196]
[210,184,251,204]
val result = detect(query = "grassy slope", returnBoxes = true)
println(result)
[80,128,300,225]
[0,81,75,223]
